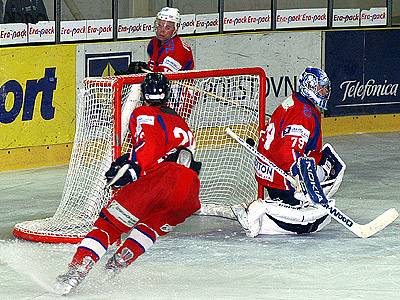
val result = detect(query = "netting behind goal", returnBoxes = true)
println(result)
[13,67,267,243]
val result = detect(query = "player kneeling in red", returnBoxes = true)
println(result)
[56,73,201,295]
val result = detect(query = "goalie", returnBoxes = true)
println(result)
[55,73,201,295]
[233,67,346,237]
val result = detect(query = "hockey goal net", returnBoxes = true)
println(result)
[13,67,266,243]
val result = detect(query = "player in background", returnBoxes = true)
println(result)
[116,7,196,117]
[148,7,196,115]
[56,73,201,295]
[147,7,194,72]
[233,67,346,237]
[117,7,194,75]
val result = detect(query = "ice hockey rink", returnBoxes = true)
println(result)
[0,132,399,300]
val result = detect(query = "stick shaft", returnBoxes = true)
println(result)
[226,128,297,186]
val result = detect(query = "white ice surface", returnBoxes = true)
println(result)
[0,132,399,300]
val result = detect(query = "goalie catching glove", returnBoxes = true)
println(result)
[105,153,141,189]
[318,143,346,198]
[290,144,346,204]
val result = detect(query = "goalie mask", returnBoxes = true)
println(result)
[299,67,331,110]
[141,73,171,106]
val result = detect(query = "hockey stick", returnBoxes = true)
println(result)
[174,81,272,119]
[226,127,399,238]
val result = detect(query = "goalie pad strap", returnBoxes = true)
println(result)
[264,199,332,223]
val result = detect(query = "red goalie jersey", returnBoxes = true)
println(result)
[147,35,194,72]
[129,104,195,175]
[256,92,323,191]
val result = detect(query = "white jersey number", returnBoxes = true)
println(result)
[263,123,275,150]
[291,137,305,149]
[173,127,195,152]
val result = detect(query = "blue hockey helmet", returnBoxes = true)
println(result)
[298,67,331,110]
[141,73,171,105]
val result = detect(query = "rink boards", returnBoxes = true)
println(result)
[1,29,400,171]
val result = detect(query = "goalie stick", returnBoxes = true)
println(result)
[225,127,399,238]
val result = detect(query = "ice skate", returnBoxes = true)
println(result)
[231,203,249,230]
[104,247,134,277]
[55,256,94,295]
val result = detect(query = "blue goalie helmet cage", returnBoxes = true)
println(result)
[298,67,331,110]
[141,73,171,105]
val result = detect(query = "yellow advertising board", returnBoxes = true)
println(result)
[0,44,76,148]
[0,44,76,170]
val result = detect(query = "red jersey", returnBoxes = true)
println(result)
[129,105,195,175]
[256,92,322,190]
[147,35,194,72]
[70,103,200,278]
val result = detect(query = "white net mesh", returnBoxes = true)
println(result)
[13,68,266,243]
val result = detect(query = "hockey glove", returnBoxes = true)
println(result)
[165,147,202,174]
[115,61,150,75]
[318,144,346,198]
[105,153,141,189]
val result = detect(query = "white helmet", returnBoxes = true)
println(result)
[156,7,181,28]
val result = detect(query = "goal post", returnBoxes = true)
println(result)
[13,67,267,243]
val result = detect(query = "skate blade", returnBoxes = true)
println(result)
[54,281,75,296]
[231,205,249,230]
